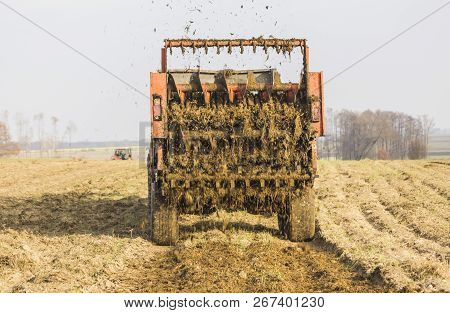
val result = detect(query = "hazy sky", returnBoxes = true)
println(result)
[1,0,449,141]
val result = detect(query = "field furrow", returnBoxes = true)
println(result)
[1,159,449,292]
[384,161,449,201]
[359,162,449,246]
[330,160,448,246]
[316,160,450,292]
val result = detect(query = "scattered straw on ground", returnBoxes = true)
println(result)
[2,158,448,292]
[316,159,450,292]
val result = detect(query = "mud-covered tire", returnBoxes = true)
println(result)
[286,187,316,241]
[277,213,288,237]
[151,202,178,245]
[149,182,178,246]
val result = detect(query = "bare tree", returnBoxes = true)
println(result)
[0,122,10,145]
[0,121,20,157]
[420,115,434,158]
[0,110,9,128]
[51,116,59,155]
[15,113,24,141]
[20,121,33,158]
[317,109,432,160]
[15,113,25,157]
[33,113,44,157]
[64,121,77,149]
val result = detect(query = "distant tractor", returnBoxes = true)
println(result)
[112,148,132,160]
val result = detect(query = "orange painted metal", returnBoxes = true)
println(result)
[201,84,211,104]
[174,82,299,104]
[156,142,164,171]
[308,71,325,136]
[161,48,167,72]
[150,72,167,138]
[311,139,318,173]
[226,84,247,103]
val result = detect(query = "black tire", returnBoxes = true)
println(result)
[148,144,178,246]
[149,182,178,245]
[277,212,288,237]
[286,187,316,241]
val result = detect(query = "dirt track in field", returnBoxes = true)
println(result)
[1,159,448,292]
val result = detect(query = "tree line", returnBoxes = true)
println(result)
[318,108,434,160]
[1,109,435,160]
[0,110,77,157]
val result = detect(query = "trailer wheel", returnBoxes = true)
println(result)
[286,187,316,241]
[149,183,178,245]
[277,212,288,237]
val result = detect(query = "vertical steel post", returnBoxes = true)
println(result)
[161,48,167,73]
[303,42,311,119]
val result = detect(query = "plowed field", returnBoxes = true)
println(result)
[0,159,448,292]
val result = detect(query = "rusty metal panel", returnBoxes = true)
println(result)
[312,102,321,122]
[150,72,167,138]
[167,69,300,104]
[311,139,318,173]
[156,141,164,171]
[308,71,325,136]
[153,103,162,121]
[161,48,167,72]
[164,38,306,52]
